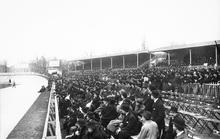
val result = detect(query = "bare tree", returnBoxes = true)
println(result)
[60,59,68,75]
[31,56,48,74]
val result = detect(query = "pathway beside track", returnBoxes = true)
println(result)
[7,90,50,139]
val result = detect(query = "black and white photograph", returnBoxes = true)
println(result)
[0,0,220,139]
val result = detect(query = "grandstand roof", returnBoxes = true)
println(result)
[69,49,149,62]
[69,40,220,62]
[150,40,220,52]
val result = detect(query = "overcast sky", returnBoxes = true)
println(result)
[0,0,220,65]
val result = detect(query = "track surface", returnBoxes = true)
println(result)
[0,75,48,139]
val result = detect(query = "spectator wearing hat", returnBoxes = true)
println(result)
[115,104,140,139]
[167,106,180,134]
[64,104,80,134]
[65,118,87,139]
[202,72,212,84]
[166,81,175,92]
[143,84,156,113]
[134,98,145,116]
[172,117,188,139]
[76,112,85,120]
[86,121,105,139]
[101,97,117,128]
[86,111,99,122]
[163,106,180,139]
[117,90,130,113]
[90,93,102,112]
[212,72,220,83]
[137,111,158,139]
[151,90,165,139]
[129,95,136,110]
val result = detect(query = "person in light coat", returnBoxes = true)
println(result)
[137,111,158,139]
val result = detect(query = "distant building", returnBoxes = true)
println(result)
[0,61,7,73]
[47,60,62,75]
[9,62,30,72]
[0,65,7,73]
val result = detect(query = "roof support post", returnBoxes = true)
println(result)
[91,59,93,71]
[137,53,139,68]
[82,61,84,70]
[149,53,151,67]
[189,49,192,66]
[110,57,113,69]
[168,52,170,65]
[100,58,102,70]
[123,56,125,69]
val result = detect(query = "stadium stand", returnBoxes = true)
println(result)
[40,40,220,139]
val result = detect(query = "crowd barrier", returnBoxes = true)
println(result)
[163,83,220,99]
[42,82,61,139]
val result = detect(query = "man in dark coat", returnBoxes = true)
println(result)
[86,111,99,122]
[151,90,165,139]
[143,84,156,113]
[172,117,189,139]
[101,97,117,128]
[86,121,105,139]
[116,104,140,139]
[65,118,87,139]
[166,81,175,92]
[167,106,180,133]
[163,106,180,138]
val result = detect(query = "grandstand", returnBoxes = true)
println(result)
[151,40,220,67]
[1,40,220,139]
[53,40,220,139]
[68,50,151,71]
[68,40,220,72]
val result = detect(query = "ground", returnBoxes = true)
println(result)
[0,75,48,139]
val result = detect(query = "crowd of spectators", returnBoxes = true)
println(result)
[52,63,220,139]
[156,56,219,67]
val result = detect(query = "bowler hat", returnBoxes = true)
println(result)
[81,107,89,113]
[129,96,135,101]
[103,97,110,102]
[151,90,159,98]
[149,84,156,91]
[77,118,87,127]
[172,117,186,129]
[121,104,130,112]
[170,106,178,113]
[72,104,77,110]
[87,111,94,118]
[76,113,84,119]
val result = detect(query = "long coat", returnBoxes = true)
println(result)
[101,103,117,128]
[101,104,117,120]
[121,111,140,136]
[152,99,165,135]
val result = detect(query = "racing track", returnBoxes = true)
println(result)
[0,75,48,139]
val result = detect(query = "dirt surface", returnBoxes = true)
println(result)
[6,91,50,139]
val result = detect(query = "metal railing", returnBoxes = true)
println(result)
[42,82,61,139]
